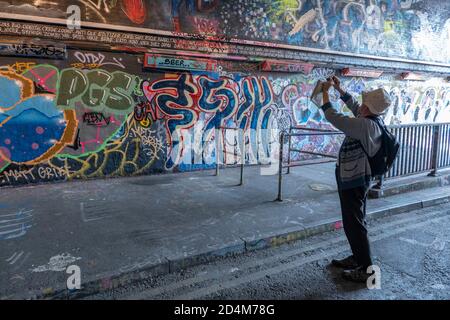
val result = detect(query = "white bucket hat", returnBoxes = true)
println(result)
[362,88,392,115]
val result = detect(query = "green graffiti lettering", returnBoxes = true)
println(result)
[56,68,88,108]
[56,69,138,114]
[81,69,112,109]
[104,71,138,114]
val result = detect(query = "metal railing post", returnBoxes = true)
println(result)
[287,127,292,174]
[215,128,220,176]
[239,131,245,186]
[428,125,441,177]
[276,132,285,202]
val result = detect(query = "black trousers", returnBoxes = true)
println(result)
[336,171,373,268]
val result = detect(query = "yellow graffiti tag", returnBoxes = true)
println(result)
[139,118,152,128]
[9,62,37,74]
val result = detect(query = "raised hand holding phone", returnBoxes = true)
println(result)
[331,76,346,96]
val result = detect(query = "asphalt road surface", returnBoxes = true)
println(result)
[85,202,450,300]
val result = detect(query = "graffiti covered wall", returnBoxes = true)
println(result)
[0,49,449,186]
[0,0,449,63]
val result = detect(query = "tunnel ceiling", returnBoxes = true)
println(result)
[0,0,448,68]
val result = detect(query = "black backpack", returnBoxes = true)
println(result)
[360,116,400,177]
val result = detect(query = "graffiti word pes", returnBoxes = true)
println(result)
[57,69,139,114]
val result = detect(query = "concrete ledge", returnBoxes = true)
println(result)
[389,201,423,215]
[369,170,450,199]
[32,192,450,300]
[168,242,246,273]
[35,258,171,300]
[422,196,450,208]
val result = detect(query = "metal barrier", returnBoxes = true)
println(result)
[387,123,450,179]
[286,126,343,174]
[277,122,450,201]
[216,127,245,186]
[277,128,343,201]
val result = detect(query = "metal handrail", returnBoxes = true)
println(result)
[277,122,450,201]
[286,125,343,174]
[285,132,344,137]
[387,122,450,129]
[289,125,341,133]
[289,149,338,159]
[277,130,343,201]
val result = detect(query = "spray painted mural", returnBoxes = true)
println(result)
[272,69,450,161]
[0,0,449,63]
[0,50,283,186]
[0,49,449,186]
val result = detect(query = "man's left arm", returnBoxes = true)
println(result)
[320,102,367,140]
[320,82,366,140]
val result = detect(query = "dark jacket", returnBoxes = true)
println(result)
[321,92,382,190]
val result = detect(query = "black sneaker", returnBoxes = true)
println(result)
[331,255,358,269]
[342,266,374,283]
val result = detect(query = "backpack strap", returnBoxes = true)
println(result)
[366,115,387,132]
[358,116,385,159]
[360,116,386,178]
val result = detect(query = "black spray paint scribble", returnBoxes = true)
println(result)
[0,43,66,59]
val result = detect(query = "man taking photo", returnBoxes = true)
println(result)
[319,76,392,283]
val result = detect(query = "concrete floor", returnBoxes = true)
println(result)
[101,203,450,300]
[0,162,449,299]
